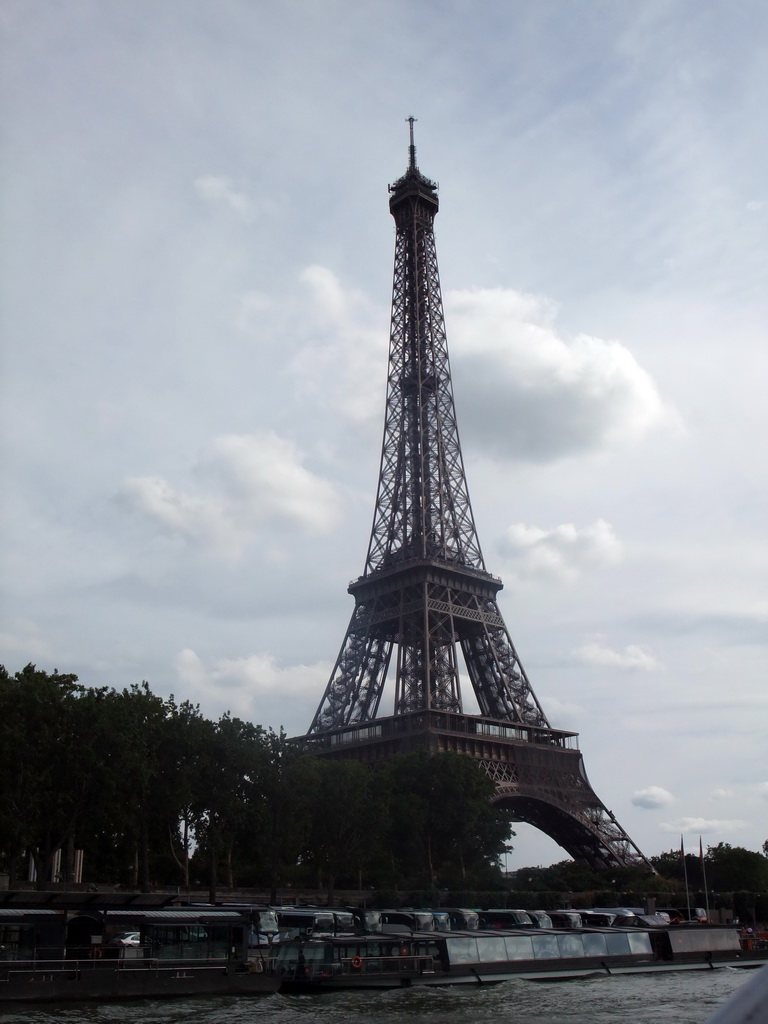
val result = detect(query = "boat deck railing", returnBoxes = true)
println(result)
[0,950,238,981]
[279,953,436,980]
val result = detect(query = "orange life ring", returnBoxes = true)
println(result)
[351,955,362,969]
[89,946,102,959]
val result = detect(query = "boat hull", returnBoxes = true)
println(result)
[0,960,279,1003]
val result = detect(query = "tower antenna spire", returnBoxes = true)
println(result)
[407,115,417,169]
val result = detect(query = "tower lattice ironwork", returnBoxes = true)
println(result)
[305,121,653,873]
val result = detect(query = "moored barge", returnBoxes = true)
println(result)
[0,892,278,1002]
[274,925,768,990]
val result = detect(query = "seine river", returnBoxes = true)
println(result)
[0,969,760,1024]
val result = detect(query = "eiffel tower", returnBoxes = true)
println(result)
[305,121,653,873]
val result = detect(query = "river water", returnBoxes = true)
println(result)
[0,969,761,1024]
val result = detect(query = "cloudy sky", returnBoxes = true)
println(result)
[2,0,766,871]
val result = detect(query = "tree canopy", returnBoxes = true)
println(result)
[0,664,513,894]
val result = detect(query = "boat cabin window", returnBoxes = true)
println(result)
[627,932,653,955]
[0,924,35,960]
[479,910,533,929]
[445,937,478,963]
[144,924,229,959]
[669,929,738,953]
[532,934,560,959]
[332,912,355,934]
[475,936,508,962]
[582,932,608,956]
[605,932,631,956]
[446,909,479,930]
[557,933,585,958]
[354,910,382,933]
[253,910,278,935]
[276,911,335,938]
[275,942,329,968]
[550,912,581,929]
[503,935,535,960]
[528,911,552,929]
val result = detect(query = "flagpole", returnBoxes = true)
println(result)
[700,837,711,922]
[681,835,692,921]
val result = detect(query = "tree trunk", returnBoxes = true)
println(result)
[225,839,234,889]
[139,819,151,893]
[208,834,218,905]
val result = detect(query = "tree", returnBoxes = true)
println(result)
[305,759,378,897]
[371,751,513,890]
[706,843,768,892]
[189,714,269,902]
[261,731,319,900]
[0,664,112,888]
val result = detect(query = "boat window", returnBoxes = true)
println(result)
[582,932,608,956]
[503,935,535,961]
[445,937,479,963]
[253,910,279,934]
[480,910,532,928]
[333,912,355,934]
[412,913,435,931]
[358,911,382,933]
[476,936,508,962]
[532,934,560,959]
[605,932,631,955]
[557,933,585,959]
[528,912,552,929]
[0,924,35,960]
[144,925,228,960]
[275,942,329,966]
[627,932,653,955]
[416,940,441,958]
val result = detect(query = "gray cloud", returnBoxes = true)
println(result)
[446,288,675,461]
[574,641,663,672]
[497,519,623,581]
[117,432,343,558]
[632,787,675,809]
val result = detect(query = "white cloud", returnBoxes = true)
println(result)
[194,175,257,222]
[632,786,675,809]
[497,518,623,581]
[758,783,768,801]
[660,817,749,836]
[574,641,663,672]
[118,432,342,558]
[710,787,735,801]
[289,265,388,423]
[174,648,329,731]
[445,288,674,461]
[540,695,583,730]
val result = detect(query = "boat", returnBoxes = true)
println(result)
[0,892,279,1003]
[272,923,768,991]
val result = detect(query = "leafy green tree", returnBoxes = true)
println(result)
[189,714,269,902]
[0,664,114,888]
[261,731,319,900]
[706,843,768,892]
[306,759,378,897]
[371,751,513,889]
